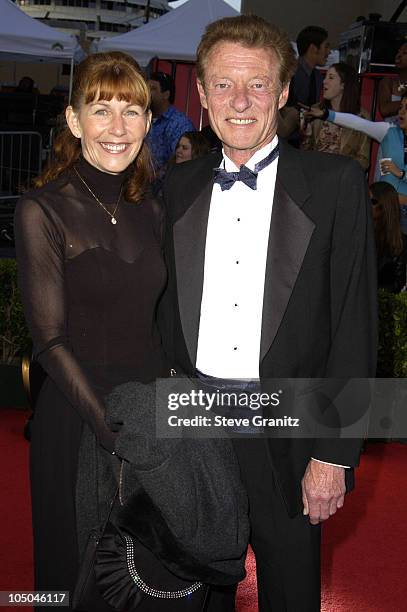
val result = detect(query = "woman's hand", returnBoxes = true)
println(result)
[380,159,403,178]
[300,103,325,121]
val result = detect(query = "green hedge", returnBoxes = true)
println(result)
[377,289,407,377]
[0,259,406,376]
[0,259,30,364]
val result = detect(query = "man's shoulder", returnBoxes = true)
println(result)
[163,152,220,216]
[281,141,366,189]
[282,139,356,169]
[293,57,311,78]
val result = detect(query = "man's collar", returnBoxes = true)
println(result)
[221,136,279,172]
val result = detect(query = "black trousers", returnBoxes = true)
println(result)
[194,371,321,612]
[207,439,321,612]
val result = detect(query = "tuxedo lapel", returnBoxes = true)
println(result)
[171,145,315,367]
[173,179,213,366]
[260,146,315,362]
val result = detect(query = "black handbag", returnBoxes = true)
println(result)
[73,467,209,612]
[94,522,209,611]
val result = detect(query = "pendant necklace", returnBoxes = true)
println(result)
[73,166,123,225]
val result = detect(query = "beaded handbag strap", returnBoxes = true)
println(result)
[124,535,203,599]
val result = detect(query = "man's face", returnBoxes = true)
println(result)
[148,79,167,115]
[197,42,288,166]
[314,39,330,67]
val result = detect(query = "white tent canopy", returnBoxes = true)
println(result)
[0,0,83,63]
[96,0,239,65]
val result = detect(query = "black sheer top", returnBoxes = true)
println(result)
[15,157,168,451]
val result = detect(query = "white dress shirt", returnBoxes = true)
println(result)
[196,138,278,379]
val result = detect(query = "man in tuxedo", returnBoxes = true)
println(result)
[161,15,377,612]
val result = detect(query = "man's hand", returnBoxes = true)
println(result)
[301,460,346,525]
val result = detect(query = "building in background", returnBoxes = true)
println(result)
[14,0,171,44]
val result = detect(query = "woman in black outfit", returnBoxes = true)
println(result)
[14,52,199,610]
[370,181,407,293]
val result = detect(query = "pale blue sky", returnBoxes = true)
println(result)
[170,0,241,10]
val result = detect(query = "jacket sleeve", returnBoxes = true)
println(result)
[311,158,378,466]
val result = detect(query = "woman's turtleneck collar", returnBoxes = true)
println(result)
[74,155,130,203]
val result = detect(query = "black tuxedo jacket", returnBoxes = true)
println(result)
[160,140,377,516]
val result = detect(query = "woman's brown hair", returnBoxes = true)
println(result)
[35,51,153,203]
[323,62,361,115]
[370,181,404,257]
[177,131,211,159]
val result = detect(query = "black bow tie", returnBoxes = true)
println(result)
[213,143,279,191]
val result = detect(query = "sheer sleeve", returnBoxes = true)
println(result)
[328,110,390,142]
[14,196,116,452]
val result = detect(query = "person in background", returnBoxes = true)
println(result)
[374,42,407,180]
[370,181,406,293]
[301,62,370,169]
[306,93,407,237]
[16,76,35,93]
[291,25,330,107]
[174,131,211,163]
[147,71,195,174]
[378,42,407,124]
[287,26,329,147]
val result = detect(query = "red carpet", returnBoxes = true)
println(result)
[321,442,407,612]
[237,443,407,611]
[1,410,406,611]
[0,410,33,611]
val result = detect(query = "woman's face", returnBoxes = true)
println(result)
[66,97,151,174]
[323,68,344,101]
[175,136,193,163]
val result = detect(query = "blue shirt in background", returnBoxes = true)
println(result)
[147,106,195,172]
